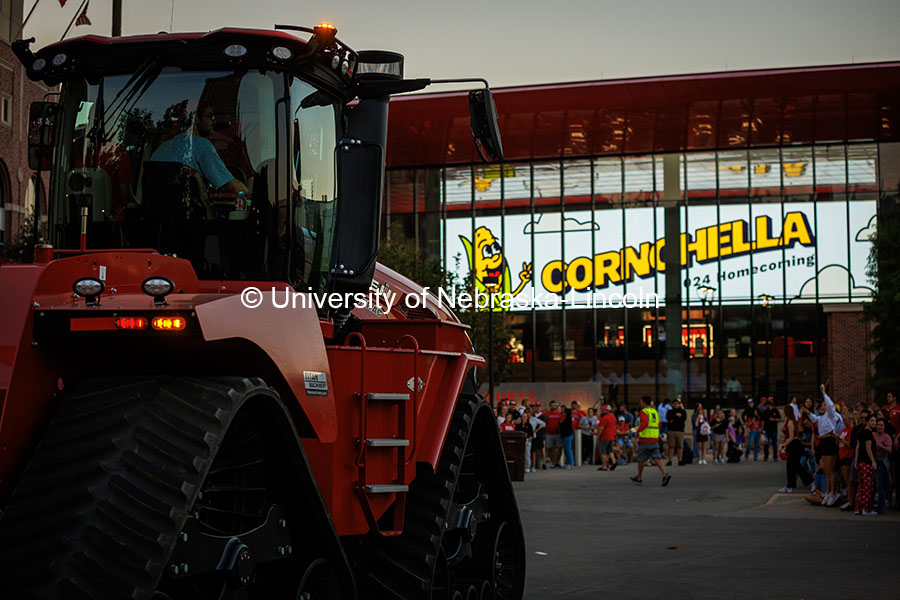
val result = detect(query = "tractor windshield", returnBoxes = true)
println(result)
[51,67,339,290]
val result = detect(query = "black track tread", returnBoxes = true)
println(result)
[0,376,272,600]
[361,392,482,599]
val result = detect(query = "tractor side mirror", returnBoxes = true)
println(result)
[28,102,59,171]
[469,89,503,162]
[331,139,384,294]
[330,95,389,297]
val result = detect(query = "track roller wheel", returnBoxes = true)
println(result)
[296,558,340,600]
[478,580,493,600]
[488,522,521,600]
[450,592,464,600]
[463,583,479,600]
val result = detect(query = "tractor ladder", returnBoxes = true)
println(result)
[345,332,421,537]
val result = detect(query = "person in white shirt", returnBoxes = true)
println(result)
[816,385,842,506]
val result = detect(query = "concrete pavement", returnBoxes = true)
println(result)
[513,458,899,599]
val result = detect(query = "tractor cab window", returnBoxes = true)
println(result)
[52,67,323,284]
[288,79,338,293]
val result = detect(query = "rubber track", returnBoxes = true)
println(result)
[0,377,275,600]
[361,392,481,599]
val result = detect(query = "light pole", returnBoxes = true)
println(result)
[759,294,774,398]
[486,282,499,408]
[698,285,716,404]
[684,279,691,405]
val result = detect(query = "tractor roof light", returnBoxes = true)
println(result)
[223,44,248,58]
[51,52,67,67]
[73,277,104,305]
[142,277,175,305]
[31,57,46,72]
[271,45,293,61]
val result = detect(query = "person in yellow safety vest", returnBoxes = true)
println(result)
[630,396,672,486]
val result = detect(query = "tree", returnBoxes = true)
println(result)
[865,201,900,397]
[378,221,515,385]
[1,211,38,263]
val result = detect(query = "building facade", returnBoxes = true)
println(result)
[384,62,900,406]
[0,0,52,248]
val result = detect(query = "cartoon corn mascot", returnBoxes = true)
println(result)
[460,226,532,298]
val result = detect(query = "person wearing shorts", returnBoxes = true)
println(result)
[540,401,563,467]
[595,404,617,471]
[816,385,843,506]
[630,396,671,486]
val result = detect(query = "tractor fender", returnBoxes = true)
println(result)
[194,291,337,443]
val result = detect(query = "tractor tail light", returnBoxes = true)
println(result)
[116,317,148,330]
[151,316,186,331]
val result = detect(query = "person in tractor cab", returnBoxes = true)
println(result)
[150,102,249,196]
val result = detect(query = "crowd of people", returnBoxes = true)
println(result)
[494,387,900,514]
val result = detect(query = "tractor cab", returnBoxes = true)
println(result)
[15,25,502,303]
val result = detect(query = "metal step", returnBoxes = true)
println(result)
[366,393,411,402]
[366,438,410,447]
[365,484,409,493]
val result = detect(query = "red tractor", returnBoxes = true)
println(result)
[0,24,524,600]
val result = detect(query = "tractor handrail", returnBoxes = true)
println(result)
[345,331,368,470]
[397,334,420,467]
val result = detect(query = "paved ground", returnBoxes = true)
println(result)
[513,458,900,599]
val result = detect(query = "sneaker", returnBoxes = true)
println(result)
[630,476,643,484]
[542,463,547,470]
[666,460,672,466]
[810,484,817,493]
[840,502,852,511]
[609,462,617,471]
[854,511,862,515]
[778,487,793,494]
[862,510,878,516]
[662,474,671,487]
[597,467,609,471]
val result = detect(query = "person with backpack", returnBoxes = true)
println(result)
[695,404,711,465]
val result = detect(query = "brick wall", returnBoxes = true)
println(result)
[826,307,873,405]
[0,39,53,247]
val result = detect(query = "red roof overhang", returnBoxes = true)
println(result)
[386,62,900,168]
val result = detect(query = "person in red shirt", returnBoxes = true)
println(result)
[880,390,899,433]
[540,401,563,468]
[570,401,586,427]
[595,404,618,471]
[499,412,516,432]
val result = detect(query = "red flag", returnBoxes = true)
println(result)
[75,1,91,26]
[58,0,67,6]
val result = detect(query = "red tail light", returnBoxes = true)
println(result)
[115,317,148,330]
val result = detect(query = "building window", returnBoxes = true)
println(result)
[0,93,11,128]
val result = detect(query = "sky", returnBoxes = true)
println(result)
[21,0,900,89]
